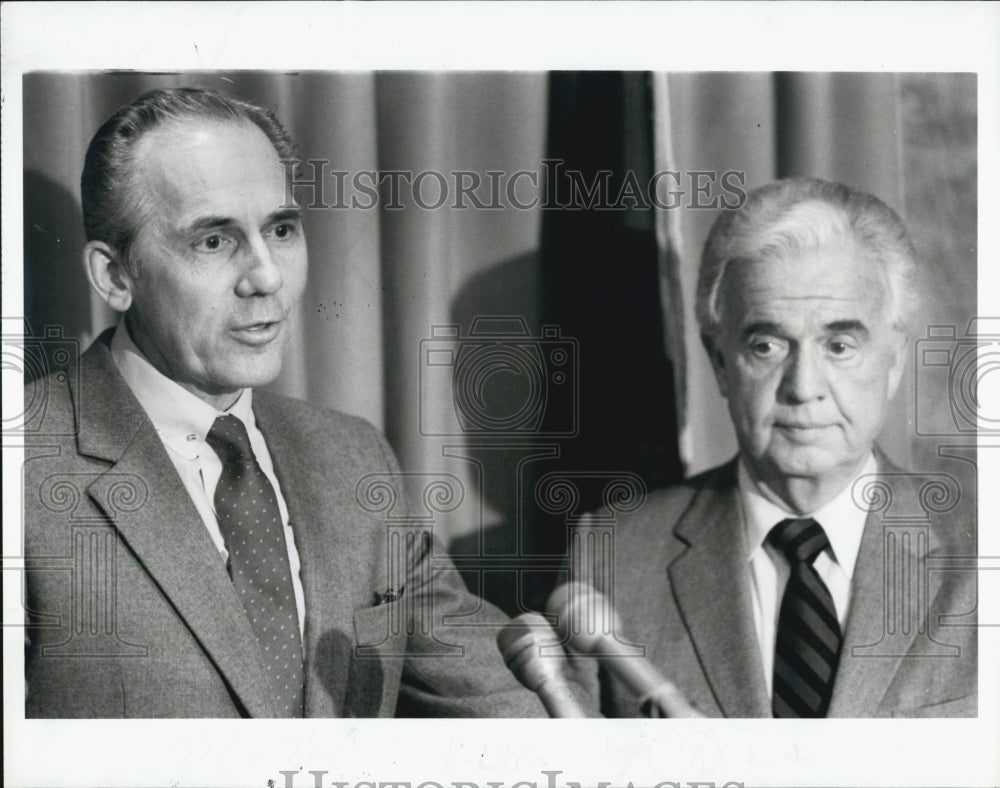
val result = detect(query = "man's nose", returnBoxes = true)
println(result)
[237,237,283,296]
[779,346,828,404]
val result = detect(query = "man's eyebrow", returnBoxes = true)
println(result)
[739,319,871,340]
[184,216,236,235]
[740,321,783,340]
[267,207,303,225]
[825,319,869,335]
[182,208,303,236]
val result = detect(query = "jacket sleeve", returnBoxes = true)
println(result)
[365,425,548,718]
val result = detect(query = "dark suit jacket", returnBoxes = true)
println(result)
[23,331,544,718]
[576,459,977,717]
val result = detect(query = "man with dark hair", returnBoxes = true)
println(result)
[23,87,544,718]
[573,177,977,718]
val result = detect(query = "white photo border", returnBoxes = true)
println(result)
[3,3,999,787]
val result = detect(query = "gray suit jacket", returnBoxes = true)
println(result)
[23,331,544,718]
[577,459,977,717]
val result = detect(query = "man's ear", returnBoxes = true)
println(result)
[84,241,133,313]
[702,332,730,399]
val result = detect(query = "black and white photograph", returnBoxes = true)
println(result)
[3,4,998,787]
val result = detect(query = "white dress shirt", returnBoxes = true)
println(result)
[738,453,875,696]
[110,321,306,638]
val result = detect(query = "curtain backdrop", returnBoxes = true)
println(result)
[22,71,976,612]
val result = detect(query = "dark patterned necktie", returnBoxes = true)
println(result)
[768,517,842,718]
[206,414,304,717]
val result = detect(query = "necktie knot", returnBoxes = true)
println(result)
[206,414,254,463]
[768,517,830,565]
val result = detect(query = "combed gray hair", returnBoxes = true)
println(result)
[696,177,919,341]
[81,87,299,273]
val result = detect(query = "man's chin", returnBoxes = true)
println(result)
[764,444,843,480]
[207,358,285,393]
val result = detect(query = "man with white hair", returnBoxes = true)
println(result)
[576,177,977,718]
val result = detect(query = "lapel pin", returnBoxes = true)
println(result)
[374,586,405,606]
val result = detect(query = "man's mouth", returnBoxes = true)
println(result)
[774,421,835,442]
[231,320,283,345]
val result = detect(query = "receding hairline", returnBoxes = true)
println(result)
[118,117,295,261]
[129,116,289,184]
[81,87,300,272]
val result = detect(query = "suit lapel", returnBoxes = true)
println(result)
[668,462,771,717]
[828,470,943,717]
[75,335,276,717]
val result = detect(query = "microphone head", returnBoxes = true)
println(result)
[496,611,556,654]
[496,612,566,693]
[545,581,614,653]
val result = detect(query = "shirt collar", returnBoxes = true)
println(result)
[110,319,254,459]
[738,453,877,577]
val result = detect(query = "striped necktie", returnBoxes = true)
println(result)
[768,517,842,718]
[206,414,304,717]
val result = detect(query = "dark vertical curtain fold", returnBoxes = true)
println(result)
[540,75,683,481]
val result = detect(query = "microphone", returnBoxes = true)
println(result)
[547,582,703,718]
[497,612,595,718]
